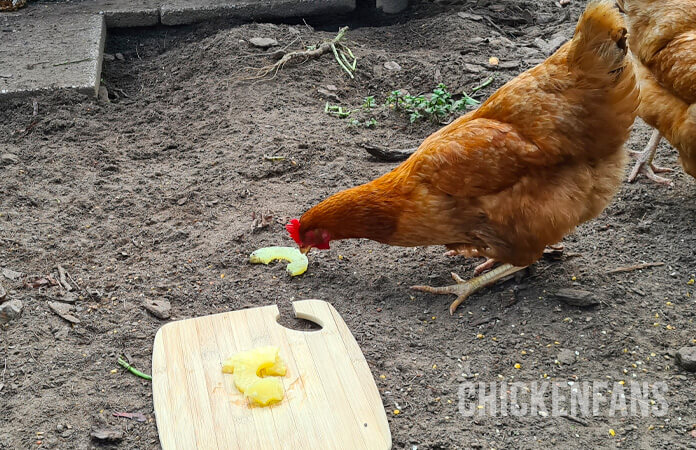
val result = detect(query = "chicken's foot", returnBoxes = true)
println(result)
[628,130,673,186]
[412,264,527,315]
[475,243,562,275]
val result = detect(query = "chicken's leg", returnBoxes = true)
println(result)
[412,264,527,315]
[628,130,674,185]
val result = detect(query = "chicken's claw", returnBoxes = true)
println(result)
[412,272,476,315]
[411,264,527,315]
[473,258,497,276]
[628,159,674,185]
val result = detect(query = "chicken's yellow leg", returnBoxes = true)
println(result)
[628,129,673,186]
[412,264,527,315]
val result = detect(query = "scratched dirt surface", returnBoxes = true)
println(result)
[1,1,695,448]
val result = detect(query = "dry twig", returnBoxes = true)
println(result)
[240,27,355,80]
[607,262,664,275]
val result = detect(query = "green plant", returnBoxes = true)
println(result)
[324,102,352,118]
[362,96,376,110]
[327,100,377,128]
[348,117,378,128]
[364,117,378,128]
[385,83,483,123]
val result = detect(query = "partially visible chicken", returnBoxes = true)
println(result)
[288,1,638,313]
[617,0,696,185]
[0,0,27,11]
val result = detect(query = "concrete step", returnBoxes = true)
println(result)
[159,0,356,26]
[0,13,106,99]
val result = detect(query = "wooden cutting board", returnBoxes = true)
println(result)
[152,299,392,450]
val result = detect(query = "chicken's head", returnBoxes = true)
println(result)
[286,218,332,254]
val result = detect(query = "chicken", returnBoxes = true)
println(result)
[287,1,638,314]
[617,0,696,185]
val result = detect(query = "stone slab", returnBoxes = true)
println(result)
[160,0,356,26]
[96,0,161,28]
[51,0,161,28]
[0,13,106,99]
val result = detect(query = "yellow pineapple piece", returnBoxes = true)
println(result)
[249,246,308,276]
[245,377,284,406]
[260,355,287,377]
[222,346,286,406]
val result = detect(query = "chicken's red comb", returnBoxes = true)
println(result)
[286,218,301,245]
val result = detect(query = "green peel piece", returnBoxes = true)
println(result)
[249,246,308,276]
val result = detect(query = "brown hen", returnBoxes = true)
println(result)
[288,1,638,313]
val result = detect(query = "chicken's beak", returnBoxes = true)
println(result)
[300,246,311,255]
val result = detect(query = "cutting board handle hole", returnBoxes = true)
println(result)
[275,305,323,332]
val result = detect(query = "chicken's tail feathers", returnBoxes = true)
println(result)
[568,0,630,75]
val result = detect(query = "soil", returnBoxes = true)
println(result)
[1,1,695,449]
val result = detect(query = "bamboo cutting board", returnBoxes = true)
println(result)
[152,299,392,450]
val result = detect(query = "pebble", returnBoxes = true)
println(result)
[143,298,171,319]
[103,53,115,62]
[676,347,696,372]
[98,85,110,103]
[546,35,569,53]
[557,348,576,365]
[553,288,600,307]
[90,426,124,442]
[316,88,339,101]
[384,61,402,71]
[48,301,80,324]
[0,282,5,301]
[535,33,569,55]
[2,268,24,280]
[0,153,19,166]
[462,63,484,73]
[0,300,23,324]
[114,53,125,61]
[249,37,278,49]
[457,12,483,21]
[498,60,521,69]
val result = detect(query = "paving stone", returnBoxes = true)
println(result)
[24,1,160,28]
[0,14,105,99]
[160,0,356,26]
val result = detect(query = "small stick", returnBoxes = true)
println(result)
[57,265,72,291]
[607,262,664,274]
[472,316,500,327]
[52,58,91,67]
[117,357,152,381]
[560,413,589,426]
[66,272,84,294]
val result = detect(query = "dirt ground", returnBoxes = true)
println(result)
[1,0,695,448]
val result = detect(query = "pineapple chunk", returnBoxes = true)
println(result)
[249,246,308,276]
[222,346,286,406]
[244,377,284,406]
